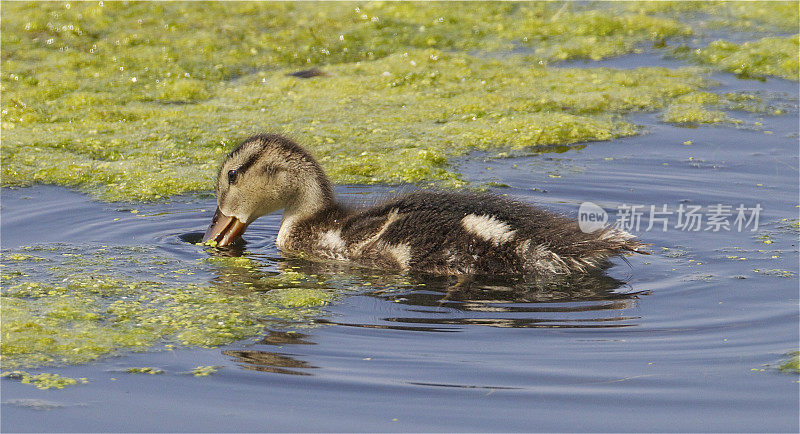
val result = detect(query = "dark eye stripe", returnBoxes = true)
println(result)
[226,151,261,184]
[236,152,260,175]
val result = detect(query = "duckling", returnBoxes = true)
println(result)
[203,134,646,276]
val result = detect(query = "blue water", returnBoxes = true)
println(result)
[1,57,798,431]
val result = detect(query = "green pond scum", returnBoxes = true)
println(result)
[125,367,164,375]
[1,1,798,200]
[778,352,800,374]
[191,365,222,377]
[1,370,89,390]
[675,36,799,81]
[1,245,333,370]
[0,2,798,373]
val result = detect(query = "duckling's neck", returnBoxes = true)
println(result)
[277,171,338,250]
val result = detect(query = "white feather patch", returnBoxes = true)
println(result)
[522,242,569,274]
[386,243,412,270]
[461,214,516,245]
[276,215,298,250]
[317,228,347,259]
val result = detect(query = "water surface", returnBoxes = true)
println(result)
[1,60,798,432]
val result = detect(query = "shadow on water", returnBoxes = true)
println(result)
[195,237,649,375]
[222,349,318,376]
[2,89,797,429]
[221,331,319,376]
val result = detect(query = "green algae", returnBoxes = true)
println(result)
[1,370,88,389]
[158,79,212,104]
[0,1,690,84]
[704,2,799,33]
[191,365,221,377]
[755,351,800,374]
[2,1,795,201]
[625,1,799,34]
[1,245,333,370]
[778,352,800,374]
[266,288,331,308]
[752,268,795,278]
[202,255,258,269]
[662,103,730,125]
[721,92,792,116]
[778,219,800,232]
[1,48,718,199]
[1,253,47,262]
[677,36,799,81]
[125,367,164,375]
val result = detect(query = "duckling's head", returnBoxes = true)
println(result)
[203,134,333,246]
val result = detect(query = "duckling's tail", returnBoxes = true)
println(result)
[597,227,650,254]
[516,227,648,276]
[563,227,649,274]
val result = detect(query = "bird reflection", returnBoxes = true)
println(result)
[257,330,315,346]
[222,349,316,376]
[395,270,643,305]
[192,234,649,375]
[321,270,647,330]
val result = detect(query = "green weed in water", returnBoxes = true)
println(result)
[1,52,719,200]
[1,245,332,370]
[1,370,88,390]
[676,36,799,81]
[1,2,796,201]
[125,367,164,375]
[191,365,221,377]
[624,1,799,34]
[752,268,795,278]
[778,352,799,374]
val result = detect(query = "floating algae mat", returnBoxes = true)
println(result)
[0,0,798,379]
[675,36,799,81]
[2,1,798,201]
[0,245,333,370]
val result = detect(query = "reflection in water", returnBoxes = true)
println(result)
[224,333,318,376]
[258,330,315,346]
[322,271,645,330]
[196,238,648,374]
[222,349,317,376]
[406,381,523,390]
[313,318,459,333]
[179,231,248,254]
[398,271,641,304]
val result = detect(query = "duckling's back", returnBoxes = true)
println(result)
[325,191,643,276]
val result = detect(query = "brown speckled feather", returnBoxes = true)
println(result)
[209,134,647,276]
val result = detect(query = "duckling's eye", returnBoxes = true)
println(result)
[227,169,239,185]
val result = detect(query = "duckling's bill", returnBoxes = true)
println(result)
[202,207,248,247]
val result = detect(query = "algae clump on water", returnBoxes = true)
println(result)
[1,371,89,390]
[0,1,798,373]
[1,1,797,201]
[1,246,333,370]
[778,352,800,374]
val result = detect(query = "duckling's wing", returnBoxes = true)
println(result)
[339,191,643,275]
